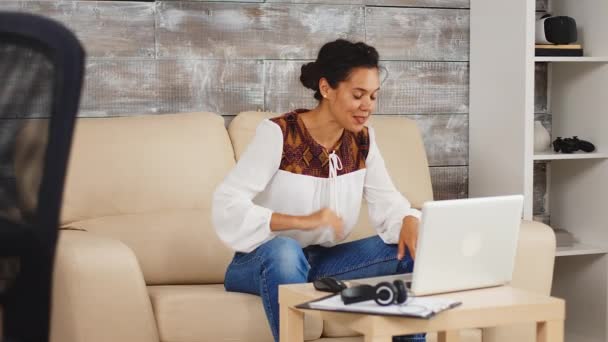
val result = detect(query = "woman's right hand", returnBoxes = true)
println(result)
[306,208,344,240]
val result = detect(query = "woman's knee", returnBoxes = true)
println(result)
[258,236,309,281]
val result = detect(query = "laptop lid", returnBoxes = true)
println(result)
[411,195,523,296]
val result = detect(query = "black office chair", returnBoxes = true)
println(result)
[0,12,85,341]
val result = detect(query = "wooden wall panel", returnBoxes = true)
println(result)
[266,0,363,4]
[378,62,469,115]
[80,60,264,117]
[263,0,469,6]
[264,60,322,113]
[0,1,155,58]
[364,0,469,7]
[535,63,548,113]
[533,162,547,215]
[156,2,365,59]
[164,0,264,2]
[366,7,469,61]
[411,114,468,167]
[430,166,468,200]
[2,0,480,202]
[264,61,469,115]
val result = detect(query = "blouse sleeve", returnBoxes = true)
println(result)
[212,119,283,253]
[363,126,422,244]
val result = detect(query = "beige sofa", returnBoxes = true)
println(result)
[47,111,556,342]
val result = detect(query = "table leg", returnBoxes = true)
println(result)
[279,305,304,342]
[438,330,460,342]
[537,320,564,342]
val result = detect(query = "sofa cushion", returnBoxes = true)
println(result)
[148,284,323,342]
[61,112,235,224]
[66,210,233,285]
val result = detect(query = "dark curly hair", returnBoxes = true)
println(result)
[300,39,380,101]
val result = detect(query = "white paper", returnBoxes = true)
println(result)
[305,294,460,318]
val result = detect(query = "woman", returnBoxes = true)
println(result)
[213,39,424,342]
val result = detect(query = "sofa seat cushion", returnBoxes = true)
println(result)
[322,320,481,341]
[147,284,323,342]
[66,210,234,285]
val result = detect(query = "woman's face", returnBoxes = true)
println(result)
[322,67,380,133]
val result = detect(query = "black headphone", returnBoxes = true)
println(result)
[341,280,409,306]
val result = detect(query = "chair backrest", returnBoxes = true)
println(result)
[228,111,434,242]
[0,12,85,341]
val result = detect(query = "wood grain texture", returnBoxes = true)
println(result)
[264,61,469,115]
[411,114,468,167]
[266,0,363,4]
[365,7,469,61]
[263,0,469,6]
[80,59,264,117]
[156,2,365,59]
[164,0,263,2]
[430,166,468,200]
[0,1,155,58]
[535,63,548,113]
[378,62,469,114]
[364,0,469,8]
[533,162,547,215]
[264,60,321,114]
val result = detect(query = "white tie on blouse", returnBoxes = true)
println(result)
[328,150,343,217]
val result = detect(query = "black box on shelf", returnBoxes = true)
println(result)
[535,44,583,57]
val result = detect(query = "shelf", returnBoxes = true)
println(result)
[556,243,608,257]
[533,151,608,160]
[535,56,608,62]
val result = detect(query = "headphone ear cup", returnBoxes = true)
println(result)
[393,280,408,304]
[374,282,397,306]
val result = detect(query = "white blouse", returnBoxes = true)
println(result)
[212,113,421,253]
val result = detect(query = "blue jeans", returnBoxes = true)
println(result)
[224,235,425,342]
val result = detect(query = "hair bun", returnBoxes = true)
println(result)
[300,62,321,91]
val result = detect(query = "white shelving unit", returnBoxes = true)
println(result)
[470,0,608,341]
[535,57,608,62]
[556,243,608,257]
[533,151,608,160]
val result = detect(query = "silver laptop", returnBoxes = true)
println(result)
[350,195,524,296]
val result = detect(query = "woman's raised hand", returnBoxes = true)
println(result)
[306,208,344,240]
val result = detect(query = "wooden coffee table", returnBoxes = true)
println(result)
[279,283,565,342]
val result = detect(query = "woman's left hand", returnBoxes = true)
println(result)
[398,216,420,261]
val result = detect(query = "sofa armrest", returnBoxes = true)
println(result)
[510,220,557,294]
[482,220,556,342]
[51,230,159,342]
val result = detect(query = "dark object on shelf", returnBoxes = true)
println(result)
[535,44,583,57]
[553,136,596,153]
[313,277,348,293]
[536,15,578,45]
